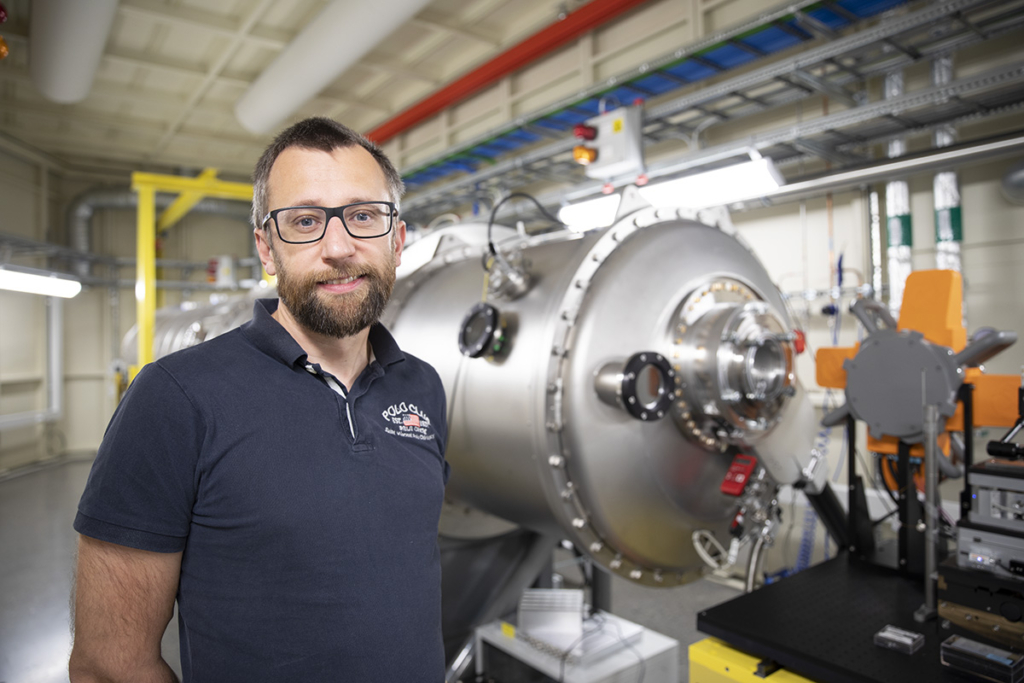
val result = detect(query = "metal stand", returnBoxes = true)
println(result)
[590,563,613,614]
[914,403,940,622]
[842,403,972,577]
[844,414,877,560]
[895,439,925,575]
[958,383,975,520]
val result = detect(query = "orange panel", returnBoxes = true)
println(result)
[897,270,967,351]
[946,373,1021,430]
[815,345,858,389]
[867,433,949,457]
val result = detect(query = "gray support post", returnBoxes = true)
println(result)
[915,403,940,622]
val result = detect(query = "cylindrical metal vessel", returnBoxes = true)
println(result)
[384,207,813,586]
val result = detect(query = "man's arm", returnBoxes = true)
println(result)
[69,534,182,683]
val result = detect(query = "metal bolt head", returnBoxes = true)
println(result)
[629,569,642,580]
[590,542,603,553]
[548,455,564,467]
[572,517,586,529]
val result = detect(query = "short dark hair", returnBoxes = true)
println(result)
[251,117,405,230]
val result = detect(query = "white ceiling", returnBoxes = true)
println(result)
[0,0,584,178]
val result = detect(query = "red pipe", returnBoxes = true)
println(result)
[365,0,651,145]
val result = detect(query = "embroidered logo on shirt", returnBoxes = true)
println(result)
[382,402,434,441]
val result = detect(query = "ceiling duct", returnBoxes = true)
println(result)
[29,0,119,103]
[234,0,433,135]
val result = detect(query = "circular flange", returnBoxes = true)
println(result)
[458,302,500,358]
[620,351,675,421]
[669,277,794,450]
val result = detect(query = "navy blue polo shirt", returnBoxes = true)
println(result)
[75,298,449,682]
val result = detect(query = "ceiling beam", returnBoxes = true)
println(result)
[104,47,254,86]
[410,16,501,48]
[153,0,277,153]
[26,142,255,177]
[117,0,290,49]
[359,62,441,85]
[0,64,234,115]
[0,101,256,148]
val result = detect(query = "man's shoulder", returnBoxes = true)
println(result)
[150,328,260,383]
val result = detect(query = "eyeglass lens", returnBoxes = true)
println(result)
[276,203,392,241]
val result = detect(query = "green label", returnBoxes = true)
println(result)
[935,206,962,243]
[887,214,912,248]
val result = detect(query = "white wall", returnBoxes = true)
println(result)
[0,144,254,472]
[0,148,58,470]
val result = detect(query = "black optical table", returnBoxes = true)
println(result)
[697,554,977,683]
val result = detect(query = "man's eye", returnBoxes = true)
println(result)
[351,211,372,223]
[286,213,323,230]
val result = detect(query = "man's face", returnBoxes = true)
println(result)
[255,145,405,338]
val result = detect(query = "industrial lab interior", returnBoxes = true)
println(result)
[3,0,1024,681]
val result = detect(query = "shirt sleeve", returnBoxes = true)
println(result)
[74,362,205,553]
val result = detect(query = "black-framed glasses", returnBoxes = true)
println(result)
[262,202,397,243]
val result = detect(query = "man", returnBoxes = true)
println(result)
[69,117,449,682]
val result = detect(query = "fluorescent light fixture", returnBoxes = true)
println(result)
[0,265,82,298]
[558,194,621,233]
[637,158,784,209]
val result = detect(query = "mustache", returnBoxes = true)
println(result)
[295,267,369,285]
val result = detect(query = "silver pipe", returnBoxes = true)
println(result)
[68,188,252,277]
[885,70,912,318]
[537,133,1024,224]
[444,639,474,683]
[0,410,57,431]
[109,285,121,370]
[745,535,767,593]
[0,298,63,432]
[868,190,883,300]
[47,296,63,421]
[764,134,1024,204]
[932,54,964,319]
[915,403,940,622]
[103,278,246,292]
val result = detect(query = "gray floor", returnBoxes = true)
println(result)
[0,458,739,683]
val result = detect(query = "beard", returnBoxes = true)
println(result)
[273,247,396,339]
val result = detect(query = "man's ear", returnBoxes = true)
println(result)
[393,220,406,267]
[254,228,277,277]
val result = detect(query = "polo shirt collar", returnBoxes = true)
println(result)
[242,298,405,369]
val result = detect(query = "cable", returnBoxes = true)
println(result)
[485,192,563,264]
[445,352,469,442]
[558,613,606,682]
[555,613,645,683]
[607,615,646,683]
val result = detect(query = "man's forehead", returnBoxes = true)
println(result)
[268,145,387,195]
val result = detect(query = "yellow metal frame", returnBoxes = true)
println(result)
[130,169,252,378]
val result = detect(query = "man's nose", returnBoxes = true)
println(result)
[319,216,357,261]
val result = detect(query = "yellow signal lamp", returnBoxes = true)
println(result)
[573,145,598,166]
